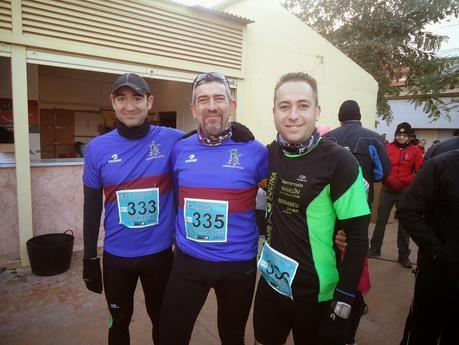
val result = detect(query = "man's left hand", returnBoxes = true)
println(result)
[319,289,354,345]
[319,308,349,345]
[335,230,347,254]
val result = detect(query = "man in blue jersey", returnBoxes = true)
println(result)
[82,73,183,345]
[158,72,268,345]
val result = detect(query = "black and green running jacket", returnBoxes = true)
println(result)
[265,137,370,301]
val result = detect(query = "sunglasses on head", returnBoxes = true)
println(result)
[192,72,229,89]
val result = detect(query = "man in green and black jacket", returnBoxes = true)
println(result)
[253,72,370,345]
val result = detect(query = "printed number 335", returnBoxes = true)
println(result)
[192,212,224,229]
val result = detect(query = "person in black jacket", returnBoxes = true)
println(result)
[397,149,459,345]
[325,100,391,344]
[324,100,391,205]
[424,136,459,160]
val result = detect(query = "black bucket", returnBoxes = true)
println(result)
[26,230,74,276]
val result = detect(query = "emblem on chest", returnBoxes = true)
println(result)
[146,141,165,160]
[222,149,245,170]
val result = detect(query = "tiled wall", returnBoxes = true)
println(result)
[0,165,103,260]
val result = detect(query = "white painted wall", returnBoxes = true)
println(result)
[376,98,459,141]
[222,0,378,144]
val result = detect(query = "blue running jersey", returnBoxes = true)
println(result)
[83,126,183,257]
[172,134,268,262]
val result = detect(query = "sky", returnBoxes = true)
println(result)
[426,15,459,56]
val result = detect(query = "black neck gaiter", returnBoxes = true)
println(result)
[116,118,150,140]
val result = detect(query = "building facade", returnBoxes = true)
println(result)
[0,0,377,266]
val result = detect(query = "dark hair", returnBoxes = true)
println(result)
[274,72,318,105]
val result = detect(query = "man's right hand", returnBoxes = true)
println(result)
[83,258,103,293]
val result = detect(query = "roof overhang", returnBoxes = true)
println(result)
[166,0,254,24]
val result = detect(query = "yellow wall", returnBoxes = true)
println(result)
[223,0,378,144]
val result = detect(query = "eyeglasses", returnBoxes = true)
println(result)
[192,72,230,90]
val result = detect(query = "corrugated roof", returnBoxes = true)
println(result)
[166,0,254,24]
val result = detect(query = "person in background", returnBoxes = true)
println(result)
[255,187,268,236]
[424,129,459,160]
[82,73,183,345]
[397,149,459,345]
[417,139,426,156]
[325,99,391,345]
[409,133,419,146]
[424,135,459,160]
[381,133,389,145]
[368,122,423,268]
[73,141,86,157]
[325,100,391,206]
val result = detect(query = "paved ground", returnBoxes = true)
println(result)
[0,221,416,345]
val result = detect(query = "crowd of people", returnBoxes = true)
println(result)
[82,72,458,345]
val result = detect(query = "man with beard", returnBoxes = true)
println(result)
[159,72,268,345]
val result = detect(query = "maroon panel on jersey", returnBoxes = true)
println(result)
[104,173,172,203]
[178,186,257,213]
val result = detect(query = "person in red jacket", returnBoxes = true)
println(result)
[368,122,423,268]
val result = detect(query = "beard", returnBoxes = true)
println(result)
[202,116,228,136]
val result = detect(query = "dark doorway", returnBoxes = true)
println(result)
[158,111,177,128]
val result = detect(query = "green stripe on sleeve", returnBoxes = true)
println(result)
[306,184,339,302]
[333,167,370,220]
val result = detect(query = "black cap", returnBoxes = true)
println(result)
[338,100,361,122]
[395,122,411,136]
[112,73,151,95]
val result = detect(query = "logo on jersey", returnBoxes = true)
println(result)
[146,141,165,160]
[297,175,308,183]
[108,153,122,163]
[185,154,198,163]
[222,149,244,169]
